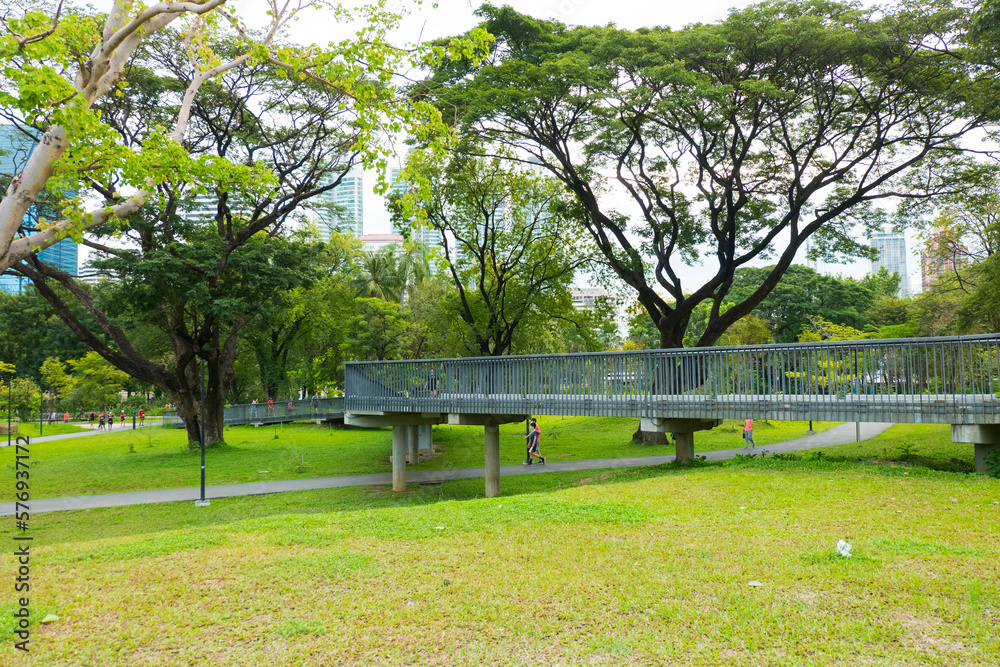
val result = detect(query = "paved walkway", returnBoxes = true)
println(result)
[2,422,892,516]
[3,422,157,445]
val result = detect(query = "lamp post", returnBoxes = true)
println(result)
[196,353,210,507]
[6,370,11,448]
[39,382,43,437]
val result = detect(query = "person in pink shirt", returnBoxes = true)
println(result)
[743,418,756,448]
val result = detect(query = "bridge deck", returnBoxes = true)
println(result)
[347,392,1000,425]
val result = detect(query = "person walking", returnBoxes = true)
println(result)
[287,400,294,416]
[138,408,145,426]
[250,399,259,419]
[108,413,114,431]
[267,398,274,416]
[311,394,319,414]
[524,418,545,464]
[98,412,105,432]
[743,418,756,448]
[89,411,95,426]
[424,368,439,398]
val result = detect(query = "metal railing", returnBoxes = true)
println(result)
[345,334,1000,425]
[162,397,345,428]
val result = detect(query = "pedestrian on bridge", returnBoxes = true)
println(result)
[743,418,756,448]
[424,368,439,398]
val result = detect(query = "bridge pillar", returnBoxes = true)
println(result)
[418,424,433,450]
[485,420,500,498]
[407,424,419,463]
[392,426,407,492]
[674,432,695,462]
[641,418,721,463]
[952,425,1000,476]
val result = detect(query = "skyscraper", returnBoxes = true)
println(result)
[314,168,364,238]
[0,125,78,294]
[870,232,910,298]
[389,166,440,249]
[920,227,967,291]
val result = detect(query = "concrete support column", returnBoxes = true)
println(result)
[418,424,433,450]
[407,424,419,464]
[485,420,500,498]
[674,431,694,463]
[975,444,1000,476]
[392,425,407,492]
[952,424,1000,476]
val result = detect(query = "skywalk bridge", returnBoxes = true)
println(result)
[345,334,1000,497]
[163,397,345,428]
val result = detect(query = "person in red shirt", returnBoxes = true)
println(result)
[138,408,145,426]
[743,419,756,448]
[267,398,274,416]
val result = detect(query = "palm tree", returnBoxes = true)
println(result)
[351,247,403,301]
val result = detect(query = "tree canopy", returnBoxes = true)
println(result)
[0,0,487,274]
[422,0,996,348]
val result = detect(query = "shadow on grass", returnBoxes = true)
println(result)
[34,452,989,548]
[36,461,717,546]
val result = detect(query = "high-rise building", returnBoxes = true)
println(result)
[389,166,440,249]
[920,227,967,291]
[315,168,364,238]
[0,125,78,294]
[870,232,910,298]
[571,288,608,310]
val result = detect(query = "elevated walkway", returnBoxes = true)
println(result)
[162,397,344,428]
[345,334,1000,496]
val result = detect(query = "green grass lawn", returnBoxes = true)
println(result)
[6,417,834,500]
[807,423,979,473]
[14,422,89,438]
[3,459,997,665]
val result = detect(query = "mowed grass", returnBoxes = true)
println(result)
[2,459,998,665]
[808,423,980,473]
[7,417,834,500]
[5,422,88,438]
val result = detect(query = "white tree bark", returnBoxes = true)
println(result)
[0,0,229,273]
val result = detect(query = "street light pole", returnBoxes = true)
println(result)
[196,354,210,507]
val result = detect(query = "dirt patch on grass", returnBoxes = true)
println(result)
[893,610,967,656]
[575,472,614,486]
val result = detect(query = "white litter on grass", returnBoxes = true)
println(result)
[747,581,763,587]
[836,540,852,558]
[434,526,444,530]
[40,614,59,624]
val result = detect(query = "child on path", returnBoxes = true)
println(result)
[743,418,756,448]
[98,413,105,431]
[138,408,145,426]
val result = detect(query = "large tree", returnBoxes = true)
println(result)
[392,150,593,356]
[422,1,995,349]
[0,0,477,274]
[11,17,473,446]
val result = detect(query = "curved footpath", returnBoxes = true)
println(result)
[1,422,893,516]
